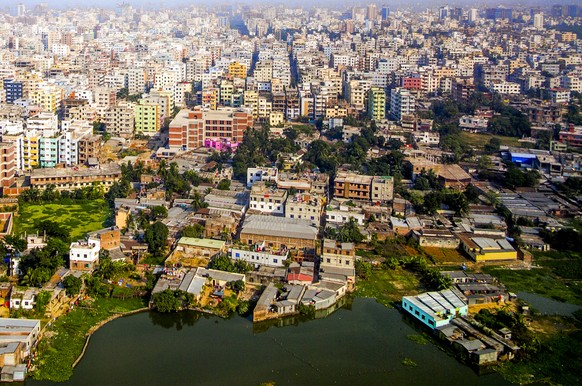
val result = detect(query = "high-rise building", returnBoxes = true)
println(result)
[468,8,478,22]
[367,3,377,21]
[16,3,25,17]
[533,13,544,30]
[367,87,386,121]
[3,80,23,104]
[485,7,513,20]
[381,6,390,21]
[0,142,16,190]
[390,87,415,122]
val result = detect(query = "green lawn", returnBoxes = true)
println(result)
[13,200,111,241]
[482,266,582,306]
[32,297,147,382]
[354,267,422,307]
[460,131,526,148]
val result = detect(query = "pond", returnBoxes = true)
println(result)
[29,298,510,386]
[517,292,582,316]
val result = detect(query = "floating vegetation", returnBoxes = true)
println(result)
[407,334,429,345]
[401,357,418,367]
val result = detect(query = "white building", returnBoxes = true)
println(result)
[390,87,415,121]
[246,167,278,188]
[69,237,101,271]
[230,242,288,268]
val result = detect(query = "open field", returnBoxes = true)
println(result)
[460,131,526,148]
[354,267,422,307]
[423,247,470,265]
[482,266,582,306]
[13,200,111,241]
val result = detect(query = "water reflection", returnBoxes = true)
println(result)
[147,309,203,330]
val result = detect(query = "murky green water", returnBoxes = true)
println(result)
[30,298,509,386]
[517,292,582,316]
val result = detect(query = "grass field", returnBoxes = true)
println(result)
[354,267,422,307]
[460,131,526,148]
[423,247,471,265]
[482,266,582,306]
[13,200,111,241]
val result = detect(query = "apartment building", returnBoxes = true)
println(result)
[249,182,288,215]
[0,142,16,190]
[334,172,394,202]
[103,102,135,138]
[367,87,386,121]
[30,163,122,191]
[168,106,252,151]
[134,101,160,136]
[390,87,415,121]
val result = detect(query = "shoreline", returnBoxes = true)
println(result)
[71,306,224,369]
[72,307,150,368]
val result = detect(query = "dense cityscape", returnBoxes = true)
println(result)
[0,1,580,384]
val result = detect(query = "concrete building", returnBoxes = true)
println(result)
[367,87,386,121]
[134,101,160,136]
[0,142,16,190]
[249,182,287,215]
[0,318,41,358]
[168,107,252,151]
[240,215,319,251]
[402,289,468,329]
[390,87,415,121]
[69,236,100,271]
[30,163,121,191]
[231,241,288,268]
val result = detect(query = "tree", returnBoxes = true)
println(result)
[484,137,501,154]
[217,179,231,190]
[152,289,183,312]
[63,275,82,296]
[227,279,245,294]
[144,222,169,256]
[150,206,168,220]
[2,235,27,253]
[463,184,480,204]
[181,223,205,238]
[35,220,70,241]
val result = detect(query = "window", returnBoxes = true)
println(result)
[414,310,420,316]
[273,259,278,264]
[421,315,425,320]
[235,253,240,258]
[428,320,434,326]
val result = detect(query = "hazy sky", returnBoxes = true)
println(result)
[3,0,557,11]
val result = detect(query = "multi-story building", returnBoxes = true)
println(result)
[30,163,121,191]
[334,172,394,202]
[103,102,134,138]
[168,106,252,151]
[69,236,100,271]
[367,87,386,121]
[228,61,247,79]
[284,192,325,226]
[2,79,23,103]
[134,101,160,136]
[0,142,16,190]
[390,87,415,121]
[249,182,288,215]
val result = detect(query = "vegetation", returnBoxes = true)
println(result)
[354,267,421,307]
[482,266,582,306]
[14,200,110,241]
[62,275,82,296]
[18,239,69,287]
[32,297,147,382]
[325,218,364,243]
[207,254,252,274]
[144,221,169,256]
[151,289,193,312]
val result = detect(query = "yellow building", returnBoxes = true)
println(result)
[367,87,386,121]
[23,135,39,170]
[243,90,259,119]
[201,88,218,110]
[220,81,234,106]
[460,235,518,262]
[228,61,247,79]
[269,111,284,127]
[325,105,348,118]
[32,86,63,113]
[134,101,160,136]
